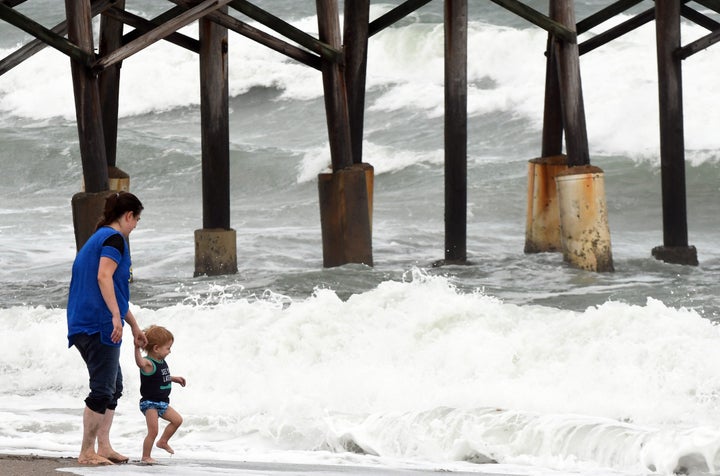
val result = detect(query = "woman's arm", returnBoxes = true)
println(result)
[97,256,122,343]
[124,308,148,348]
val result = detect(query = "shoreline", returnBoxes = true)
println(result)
[0,453,499,475]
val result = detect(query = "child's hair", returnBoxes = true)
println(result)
[143,325,174,352]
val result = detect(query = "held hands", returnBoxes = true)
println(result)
[133,328,148,348]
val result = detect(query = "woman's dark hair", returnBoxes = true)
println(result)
[96,191,144,230]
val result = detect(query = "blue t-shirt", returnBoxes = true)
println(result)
[67,227,131,347]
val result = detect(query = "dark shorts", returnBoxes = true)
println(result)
[71,332,123,414]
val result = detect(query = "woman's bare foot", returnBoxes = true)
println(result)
[140,457,158,464]
[78,451,114,465]
[99,450,129,463]
[156,440,174,454]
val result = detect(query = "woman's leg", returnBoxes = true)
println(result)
[97,365,128,463]
[73,333,120,465]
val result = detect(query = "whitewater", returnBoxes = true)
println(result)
[2,2,720,475]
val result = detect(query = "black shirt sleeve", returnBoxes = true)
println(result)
[102,233,125,256]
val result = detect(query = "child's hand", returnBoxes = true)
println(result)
[173,376,187,387]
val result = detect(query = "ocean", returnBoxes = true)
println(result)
[1,1,720,475]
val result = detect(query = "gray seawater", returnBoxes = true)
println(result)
[1,1,719,318]
[4,3,720,475]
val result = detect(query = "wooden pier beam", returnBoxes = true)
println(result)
[316,0,373,268]
[651,0,698,265]
[442,0,468,265]
[98,0,123,172]
[343,0,370,166]
[541,2,564,158]
[552,0,589,167]
[195,7,237,276]
[316,0,352,172]
[65,0,112,251]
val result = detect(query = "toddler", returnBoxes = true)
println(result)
[134,325,186,464]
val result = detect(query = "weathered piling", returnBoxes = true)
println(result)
[318,164,374,267]
[443,0,468,265]
[525,155,568,253]
[523,0,614,272]
[652,0,698,266]
[195,9,237,276]
[316,0,373,267]
[556,166,614,272]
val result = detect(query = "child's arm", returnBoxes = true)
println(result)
[171,375,186,387]
[134,344,154,374]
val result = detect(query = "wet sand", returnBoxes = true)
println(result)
[0,453,498,475]
[0,454,77,475]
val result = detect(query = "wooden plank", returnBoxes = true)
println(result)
[344,0,371,164]
[444,0,468,263]
[0,0,29,8]
[316,0,352,172]
[0,0,115,76]
[168,0,320,69]
[229,0,340,63]
[0,2,94,65]
[369,0,433,36]
[579,8,654,55]
[576,0,643,34]
[679,29,720,59]
[92,0,233,72]
[103,5,200,53]
[693,0,720,15]
[681,4,720,31]
[488,0,575,43]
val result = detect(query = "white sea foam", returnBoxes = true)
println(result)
[2,271,720,474]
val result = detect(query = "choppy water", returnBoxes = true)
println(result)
[1,2,720,475]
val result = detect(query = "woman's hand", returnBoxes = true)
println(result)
[110,314,123,343]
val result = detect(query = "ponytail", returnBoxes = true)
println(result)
[96,191,144,230]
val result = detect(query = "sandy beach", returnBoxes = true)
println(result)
[0,453,499,475]
[0,454,77,475]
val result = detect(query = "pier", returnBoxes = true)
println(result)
[0,0,708,274]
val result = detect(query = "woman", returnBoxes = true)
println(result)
[67,191,148,465]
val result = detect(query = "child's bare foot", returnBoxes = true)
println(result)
[78,451,114,465]
[156,440,174,454]
[140,457,158,465]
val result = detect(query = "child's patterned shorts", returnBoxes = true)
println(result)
[139,400,169,417]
